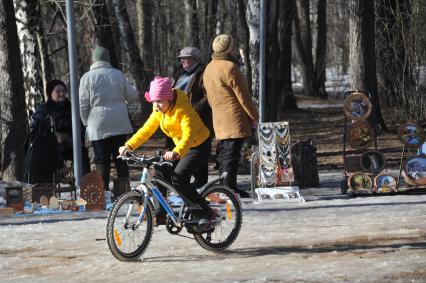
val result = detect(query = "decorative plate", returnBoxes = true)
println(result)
[374,174,397,193]
[343,92,372,121]
[360,150,385,174]
[347,121,375,149]
[397,123,425,148]
[402,155,426,186]
[348,172,373,193]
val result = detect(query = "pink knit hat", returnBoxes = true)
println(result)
[144,76,174,102]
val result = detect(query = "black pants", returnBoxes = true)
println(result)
[218,138,245,191]
[92,135,129,190]
[171,138,211,211]
[165,136,211,190]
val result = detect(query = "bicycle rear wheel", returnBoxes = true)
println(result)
[194,185,242,251]
[106,191,153,261]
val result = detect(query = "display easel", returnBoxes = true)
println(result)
[250,121,304,203]
[395,123,426,191]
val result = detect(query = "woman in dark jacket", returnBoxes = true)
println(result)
[28,80,90,183]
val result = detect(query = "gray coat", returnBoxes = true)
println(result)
[79,61,139,141]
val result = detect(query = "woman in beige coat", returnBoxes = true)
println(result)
[203,34,259,198]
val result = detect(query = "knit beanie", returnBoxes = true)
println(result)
[91,46,110,62]
[46,79,66,99]
[212,34,234,54]
[144,76,174,102]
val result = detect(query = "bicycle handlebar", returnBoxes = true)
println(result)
[118,151,172,167]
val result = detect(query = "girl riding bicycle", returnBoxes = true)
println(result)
[119,76,217,230]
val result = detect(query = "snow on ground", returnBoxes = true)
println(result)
[1,171,426,282]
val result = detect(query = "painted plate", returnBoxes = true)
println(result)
[397,123,425,148]
[360,150,385,174]
[374,174,397,193]
[347,121,375,149]
[402,155,426,186]
[348,172,373,193]
[343,92,372,121]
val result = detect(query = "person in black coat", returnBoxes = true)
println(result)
[28,80,90,183]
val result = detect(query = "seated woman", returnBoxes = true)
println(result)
[119,76,216,230]
[27,80,90,183]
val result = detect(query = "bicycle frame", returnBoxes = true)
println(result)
[132,166,186,228]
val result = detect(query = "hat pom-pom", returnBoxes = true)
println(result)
[144,91,151,102]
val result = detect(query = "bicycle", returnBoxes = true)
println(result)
[106,151,243,262]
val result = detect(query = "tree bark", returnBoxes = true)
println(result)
[349,0,386,129]
[237,0,252,93]
[265,0,281,122]
[279,0,297,111]
[246,0,260,101]
[293,0,327,97]
[136,0,153,72]
[0,0,27,181]
[315,0,327,97]
[112,0,151,120]
[13,0,44,114]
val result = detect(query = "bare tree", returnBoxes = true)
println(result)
[237,0,252,92]
[14,0,44,114]
[0,0,27,181]
[349,0,386,129]
[376,0,425,122]
[293,0,327,97]
[136,0,153,72]
[279,0,297,111]
[246,0,260,101]
[112,0,151,120]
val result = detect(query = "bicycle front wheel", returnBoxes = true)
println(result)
[194,185,242,251]
[106,191,153,261]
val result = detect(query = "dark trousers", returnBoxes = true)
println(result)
[92,135,129,190]
[171,138,211,211]
[218,138,245,191]
[165,136,211,190]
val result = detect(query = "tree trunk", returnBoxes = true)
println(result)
[265,0,280,122]
[202,0,218,58]
[279,0,297,111]
[184,0,199,46]
[112,0,151,120]
[315,0,327,97]
[237,0,252,93]
[92,0,119,68]
[0,0,27,182]
[294,0,328,97]
[294,0,315,96]
[13,0,44,115]
[349,0,386,129]
[246,0,260,101]
[136,0,153,72]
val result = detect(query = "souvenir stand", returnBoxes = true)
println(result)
[250,122,304,202]
[396,123,426,190]
[341,90,426,195]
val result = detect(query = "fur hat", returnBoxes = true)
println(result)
[144,76,174,102]
[177,47,203,63]
[212,34,234,54]
[92,46,110,62]
[46,79,66,98]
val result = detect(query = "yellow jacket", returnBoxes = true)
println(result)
[125,89,210,157]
